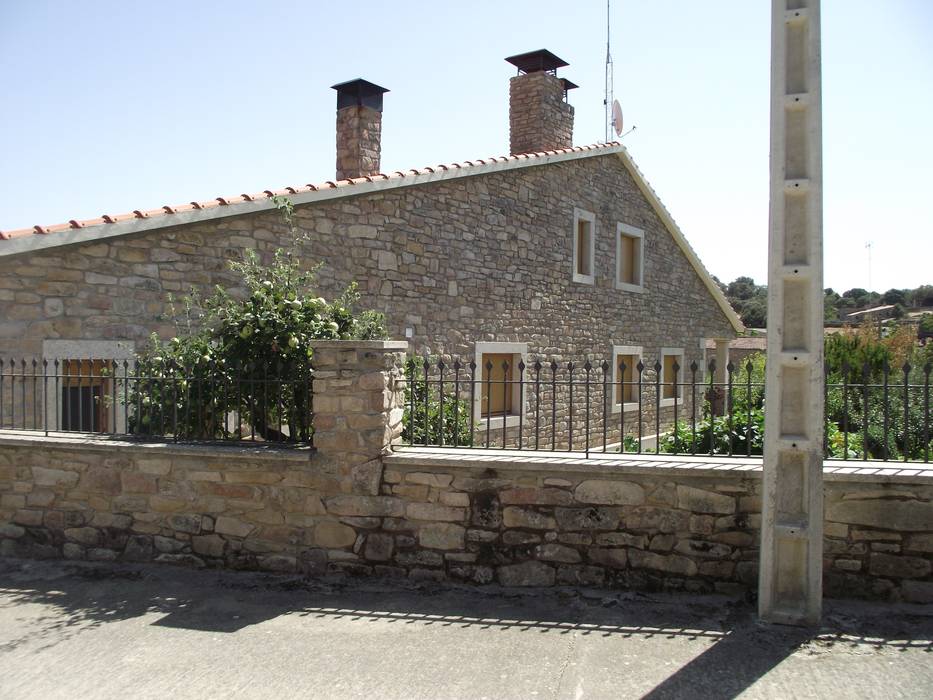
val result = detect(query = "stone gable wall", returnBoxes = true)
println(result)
[0,154,734,361]
[0,154,734,444]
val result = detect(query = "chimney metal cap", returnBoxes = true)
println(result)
[331,78,389,112]
[559,78,579,91]
[505,49,569,75]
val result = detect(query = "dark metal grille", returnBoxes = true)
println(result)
[402,355,932,463]
[0,358,314,445]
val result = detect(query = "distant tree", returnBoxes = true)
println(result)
[908,285,933,308]
[843,287,869,301]
[824,289,842,323]
[739,296,768,328]
[727,276,759,301]
[881,288,907,306]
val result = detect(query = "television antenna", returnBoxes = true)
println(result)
[865,241,873,292]
[604,2,634,142]
[604,0,614,142]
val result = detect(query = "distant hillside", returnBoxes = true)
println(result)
[713,277,933,329]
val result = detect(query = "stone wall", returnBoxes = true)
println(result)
[2,340,929,603]
[2,444,931,602]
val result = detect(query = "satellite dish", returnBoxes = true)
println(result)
[611,100,624,137]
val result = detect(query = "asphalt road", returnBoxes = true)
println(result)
[0,558,931,699]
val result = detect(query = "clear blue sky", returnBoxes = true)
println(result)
[1,1,930,293]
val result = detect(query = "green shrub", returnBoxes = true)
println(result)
[401,356,474,446]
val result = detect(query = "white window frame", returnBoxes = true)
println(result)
[572,208,596,285]
[610,345,643,414]
[660,347,685,407]
[42,339,137,433]
[474,341,528,430]
[615,223,645,293]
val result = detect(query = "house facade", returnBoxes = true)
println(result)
[0,51,741,446]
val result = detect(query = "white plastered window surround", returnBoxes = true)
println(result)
[611,345,643,414]
[615,222,645,293]
[660,347,685,408]
[42,339,137,433]
[572,207,596,285]
[474,341,528,431]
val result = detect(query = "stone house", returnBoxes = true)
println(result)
[0,50,742,446]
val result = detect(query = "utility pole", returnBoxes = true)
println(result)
[760,0,824,626]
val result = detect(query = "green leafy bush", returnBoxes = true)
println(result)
[401,356,474,446]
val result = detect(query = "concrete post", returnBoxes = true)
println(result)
[759,0,824,625]
[309,340,408,494]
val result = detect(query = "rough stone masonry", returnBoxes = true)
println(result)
[1,341,930,602]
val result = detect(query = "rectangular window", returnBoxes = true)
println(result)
[572,208,596,284]
[611,345,643,413]
[481,353,514,417]
[661,348,685,404]
[474,341,528,429]
[43,340,136,435]
[616,223,645,292]
[61,359,110,432]
[615,354,637,404]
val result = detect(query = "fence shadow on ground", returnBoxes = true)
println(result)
[0,559,930,699]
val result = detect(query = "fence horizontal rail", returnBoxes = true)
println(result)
[403,355,932,463]
[0,358,314,445]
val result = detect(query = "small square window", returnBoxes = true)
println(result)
[616,223,644,292]
[572,208,596,285]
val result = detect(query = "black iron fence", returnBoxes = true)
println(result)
[402,355,932,463]
[0,358,313,444]
[1,354,929,462]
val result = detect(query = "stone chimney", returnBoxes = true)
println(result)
[506,50,576,155]
[331,79,389,181]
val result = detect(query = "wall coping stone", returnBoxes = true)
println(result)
[308,340,409,351]
[386,447,933,485]
[0,431,313,463]
[1,433,929,484]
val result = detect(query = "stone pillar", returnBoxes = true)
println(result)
[714,339,730,385]
[309,340,408,494]
[709,338,731,416]
[509,71,574,155]
[760,0,824,626]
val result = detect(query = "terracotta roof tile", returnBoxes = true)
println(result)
[0,141,622,243]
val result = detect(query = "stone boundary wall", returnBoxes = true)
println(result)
[1,340,930,603]
[1,434,931,602]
